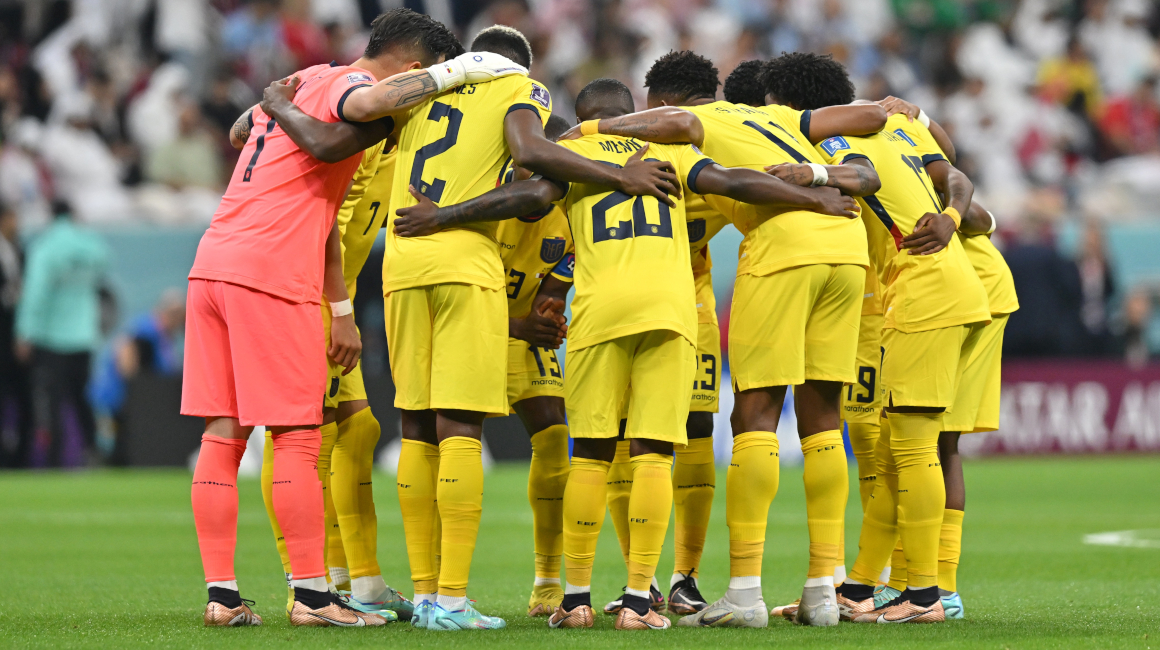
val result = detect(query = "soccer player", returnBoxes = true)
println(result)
[380,27,681,631]
[880,96,1021,620]
[573,51,885,627]
[758,51,991,624]
[183,9,522,627]
[247,72,422,619]
[496,114,574,616]
[394,76,859,631]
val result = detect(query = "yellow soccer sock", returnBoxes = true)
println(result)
[627,453,674,593]
[528,424,569,581]
[850,427,900,586]
[939,508,964,593]
[888,538,908,591]
[673,437,715,579]
[317,421,345,587]
[847,421,881,510]
[726,431,780,578]
[888,411,945,590]
[397,439,440,596]
[332,408,382,581]
[606,440,633,566]
[801,430,848,581]
[563,457,611,589]
[436,437,484,598]
[260,431,292,575]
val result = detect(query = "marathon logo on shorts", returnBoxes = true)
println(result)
[540,237,566,263]
[820,136,851,156]
[530,84,551,109]
[346,73,373,84]
[687,218,706,243]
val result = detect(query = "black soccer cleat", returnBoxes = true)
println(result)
[668,572,708,615]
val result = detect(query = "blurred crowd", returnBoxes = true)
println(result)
[2,0,1160,466]
[1,0,1159,227]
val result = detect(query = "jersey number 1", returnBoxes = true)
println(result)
[410,102,463,203]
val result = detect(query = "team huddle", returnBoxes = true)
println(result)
[180,7,1018,632]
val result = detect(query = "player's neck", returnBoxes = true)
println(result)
[351,56,390,82]
[683,96,716,107]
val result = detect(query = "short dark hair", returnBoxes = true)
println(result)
[762,52,854,110]
[364,9,464,66]
[723,60,768,106]
[545,114,571,141]
[575,78,634,120]
[470,25,533,69]
[644,50,719,103]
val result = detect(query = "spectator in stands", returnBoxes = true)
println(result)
[1077,219,1117,355]
[0,203,32,468]
[1036,34,1103,123]
[15,201,110,467]
[146,102,222,191]
[1122,287,1152,369]
[0,118,54,231]
[1099,74,1160,157]
[90,287,184,464]
[40,95,132,223]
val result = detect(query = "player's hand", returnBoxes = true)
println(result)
[260,75,300,118]
[511,298,568,348]
[557,124,583,141]
[878,96,920,121]
[458,51,528,84]
[764,163,814,187]
[393,186,443,237]
[812,186,860,219]
[617,144,681,207]
[902,212,956,255]
[328,313,362,375]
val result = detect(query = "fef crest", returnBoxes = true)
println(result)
[687,218,707,243]
[540,237,566,263]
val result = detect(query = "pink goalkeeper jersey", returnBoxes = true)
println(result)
[189,63,379,304]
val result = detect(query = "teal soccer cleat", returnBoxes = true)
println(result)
[940,590,964,619]
[425,602,507,630]
[338,586,413,621]
[873,585,902,609]
[411,599,435,628]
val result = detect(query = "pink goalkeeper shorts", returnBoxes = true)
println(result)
[181,279,325,427]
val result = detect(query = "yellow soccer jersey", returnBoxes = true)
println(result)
[383,76,553,293]
[861,262,884,316]
[959,234,1019,316]
[888,115,1020,318]
[496,205,575,319]
[683,101,868,276]
[686,198,730,323]
[555,135,712,350]
[814,128,989,332]
[336,146,394,298]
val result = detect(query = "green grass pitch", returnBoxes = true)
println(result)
[1,456,1158,648]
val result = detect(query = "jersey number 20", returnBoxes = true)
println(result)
[591,192,674,243]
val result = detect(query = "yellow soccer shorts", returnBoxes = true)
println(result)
[841,312,884,424]
[566,329,695,444]
[385,283,508,415]
[322,306,369,409]
[943,314,1009,433]
[729,263,864,391]
[880,322,985,409]
[506,337,564,409]
[691,319,722,413]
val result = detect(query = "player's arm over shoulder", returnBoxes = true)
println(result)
[577,107,705,147]
[804,103,887,144]
[262,76,393,163]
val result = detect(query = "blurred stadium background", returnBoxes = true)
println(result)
[3,0,1160,469]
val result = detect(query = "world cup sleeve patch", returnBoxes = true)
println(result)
[531,84,551,109]
[540,236,566,263]
[820,136,850,156]
[346,73,373,84]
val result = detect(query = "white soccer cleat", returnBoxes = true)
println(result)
[676,595,768,628]
[793,584,839,627]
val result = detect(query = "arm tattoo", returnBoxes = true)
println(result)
[382,72,438,108]
[233,110,253,144]
[855,166,874,194]
[440,192,510,226]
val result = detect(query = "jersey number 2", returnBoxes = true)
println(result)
[410,102,463,203]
